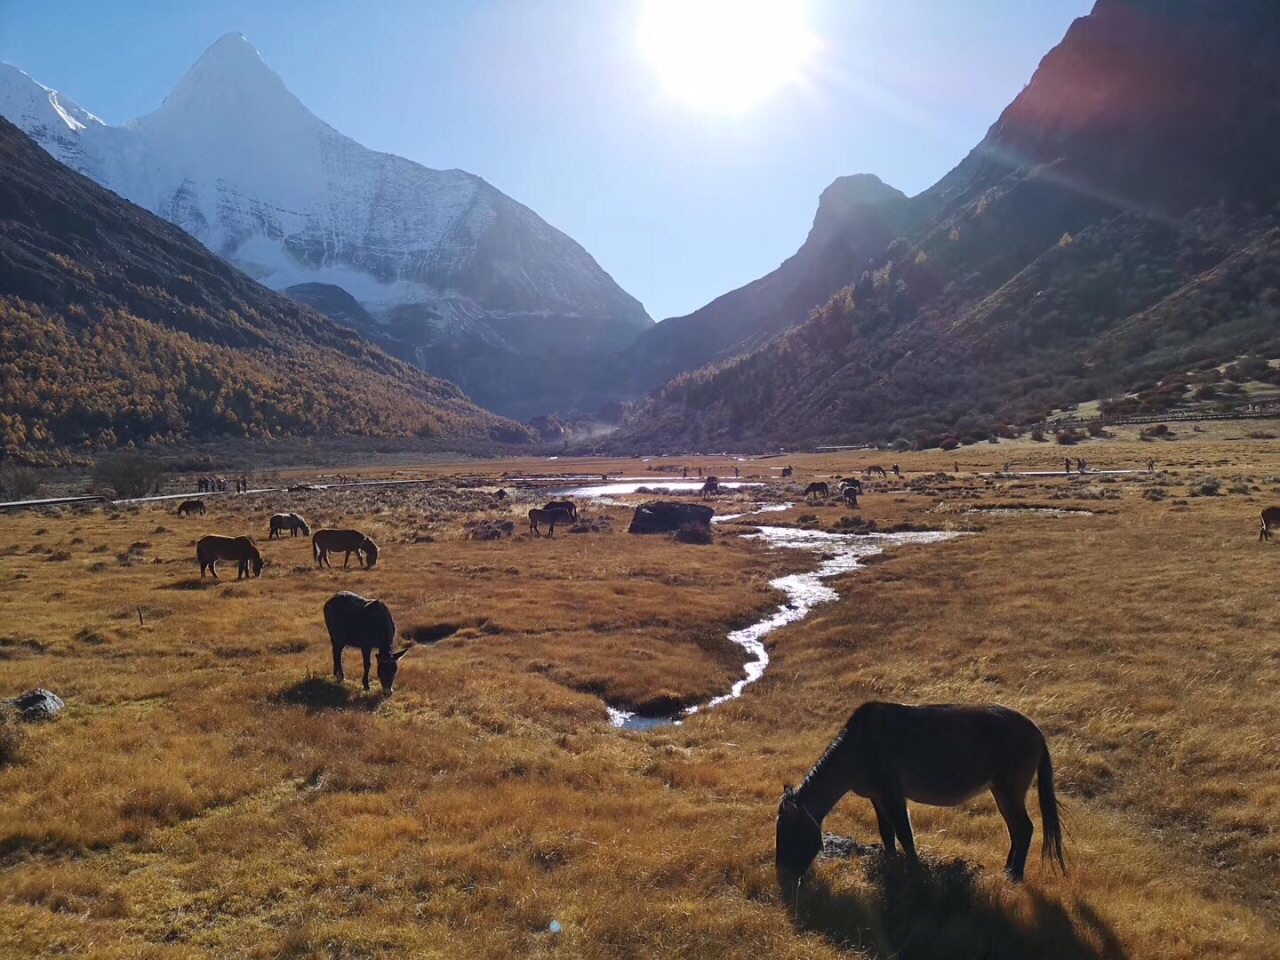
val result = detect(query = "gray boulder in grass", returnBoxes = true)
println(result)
[7,688,65,721]
[627,501,714,534]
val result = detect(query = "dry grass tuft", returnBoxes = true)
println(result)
[0,709,27,767]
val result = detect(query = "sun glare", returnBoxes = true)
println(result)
[639,0,817,114]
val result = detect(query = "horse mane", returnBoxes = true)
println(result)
[797,703,880,794]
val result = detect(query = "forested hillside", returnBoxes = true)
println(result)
[0,117,531,461]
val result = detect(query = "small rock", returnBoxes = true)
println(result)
[821,833,879,859]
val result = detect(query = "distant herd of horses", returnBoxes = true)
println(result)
[184,506,380,581]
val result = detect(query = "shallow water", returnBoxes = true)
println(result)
[607,517,957,730]
[551,480,763,497]
[965,506,1093,516]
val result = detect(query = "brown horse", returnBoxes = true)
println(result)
[196,534,264,580]
[1259,506,1280,541]
[864,465,888,478]
[776,702,1065,884]
[700,477,720,499]
[843,486,859,508]
[269,512,311,539]
[323,590,411,692]
[803,482,829,500]
[528,507,572,537]
[176,499,206,517]
[542,499,578,522]
[313,529,379,568]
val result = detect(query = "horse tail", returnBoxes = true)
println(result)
[1037,744,1067,874]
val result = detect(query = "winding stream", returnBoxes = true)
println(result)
[605,505,958,730]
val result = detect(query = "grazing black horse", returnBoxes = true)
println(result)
[700,476,720,498]
[1260,506,1280,541]
[176,499,206,517]
[864,465,888,478]
[803,482,829,500]
[323,591,412,693]
[542,500,578,522]
[843,486,859,508]
[776,702,1065,885]
[528,507,573,536]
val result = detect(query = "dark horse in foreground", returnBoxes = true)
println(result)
[776,702,1065,885]
[1259,506,1280,541]
[323,591,412,693]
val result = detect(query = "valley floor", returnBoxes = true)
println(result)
[0,437,1276,958]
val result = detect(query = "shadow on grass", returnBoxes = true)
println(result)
[403,622,463,645]
[274,675,383,712]
[789,845,1128,960]
[159,577,217,591]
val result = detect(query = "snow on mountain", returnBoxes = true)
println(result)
[0,34,651,409]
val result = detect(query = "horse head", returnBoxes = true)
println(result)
[375,645,412,693]
[298,518,312,536]
[251,556,265,578]
[775,784,822,885]
[363,540,379,568]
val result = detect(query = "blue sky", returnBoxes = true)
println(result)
[1,1,1092,321]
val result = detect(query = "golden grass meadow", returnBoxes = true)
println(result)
[0,436,1277,959]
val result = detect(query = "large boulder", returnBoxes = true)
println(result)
[628,501,714,534]
[7,688,65,721]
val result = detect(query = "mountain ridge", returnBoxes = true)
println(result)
[608,0,1280,450]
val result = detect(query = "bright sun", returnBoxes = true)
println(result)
[639,0,817,114]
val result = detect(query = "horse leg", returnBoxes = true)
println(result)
[361,648,372,691]
[210,560,219,580]
[993,784,1035,881]
[871,799,897,855]
[343,550,351,569]
[884,795,918,861]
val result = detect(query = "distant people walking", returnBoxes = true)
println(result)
[892,464,900,477]
[1003,462,1010,474]
[733,466,740,478]
[682,467,689,478]
[1077,458,1087,474]
[697,467,703,477]
[1064,458,1071,474]
[1148,459,1155,473]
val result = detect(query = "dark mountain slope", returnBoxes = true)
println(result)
[612,0,1280,450]
[615,175,915,394]
[0,117,531,459]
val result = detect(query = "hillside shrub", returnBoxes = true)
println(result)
[92,452,165,499]
[0,463,43,500]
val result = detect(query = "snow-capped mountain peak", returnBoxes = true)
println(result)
[134,33,318,142]
[0,34,652,417]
